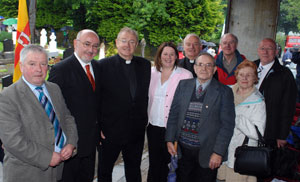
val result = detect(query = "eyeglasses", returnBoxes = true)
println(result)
[77,40,100,50]
[194,63,215,69]
[258,47,275,52]
[118,39,137,45]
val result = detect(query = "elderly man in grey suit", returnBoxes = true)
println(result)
[0,45,78,182]
[165,52,235,182]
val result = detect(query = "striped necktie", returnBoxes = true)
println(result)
[36,87,66,152]
[196,85,203,99]
[258,65,264,80]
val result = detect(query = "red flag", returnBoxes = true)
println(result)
[13,0,31,83]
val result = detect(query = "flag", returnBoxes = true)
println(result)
[13,0,31,83]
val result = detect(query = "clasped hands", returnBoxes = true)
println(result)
[49,144,75,167]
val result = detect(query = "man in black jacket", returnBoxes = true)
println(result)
[48,29,100,182]
[255,38,297,148]
[97,27,151,182]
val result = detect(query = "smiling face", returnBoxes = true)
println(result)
[184,35,202,60]
[161,46,177,69]
[115,31,138,60]
[220,34,237,56]
[236,66,256,90]
[257,39,278,66]
[74,31,99,63]
[20,51,48,86]
[194,54,217,84]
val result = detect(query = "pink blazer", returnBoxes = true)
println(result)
[148,66,193,127]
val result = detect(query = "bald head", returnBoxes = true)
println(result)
[257,38,278,66]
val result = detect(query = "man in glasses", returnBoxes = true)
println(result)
[97,27,151,182]
[48,29,100,182]
[166,53,235,182]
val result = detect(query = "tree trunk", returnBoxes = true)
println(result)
[28,0,37,43]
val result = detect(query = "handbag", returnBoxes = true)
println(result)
[234,125,273,177]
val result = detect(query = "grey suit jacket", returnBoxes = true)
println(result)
[165,78,235,168]
[0,79,78,182]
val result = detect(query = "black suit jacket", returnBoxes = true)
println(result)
[48,54,99,157]
[254,58,297,140]
[97,54,151,144]
[178,57,197,77]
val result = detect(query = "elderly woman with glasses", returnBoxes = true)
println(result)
[217,60,266,182]
[147,42,193,182]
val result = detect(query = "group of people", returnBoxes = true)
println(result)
[0,27,297,182]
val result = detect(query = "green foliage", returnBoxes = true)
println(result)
[36,0,71,29]
[276,32,286,51]
[105,41,118,57]
[88,0,224,46]
[0,32,12,41]
[0,0,18,19]
[278,0,300,35]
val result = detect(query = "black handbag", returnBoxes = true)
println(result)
[234,125,273,177]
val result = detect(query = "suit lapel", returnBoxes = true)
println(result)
[18,79,52,124]
[71,55,95,92]
[198,79,219,128]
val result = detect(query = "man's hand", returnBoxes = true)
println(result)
[49,152,62,167]
[60,144,75,161]
[209,153,222,170]
[277,139,287,148]
[167,142,177,156]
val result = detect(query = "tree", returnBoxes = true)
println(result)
[146,0,224,46]
[0,0,18,19]
[278,0,300,35]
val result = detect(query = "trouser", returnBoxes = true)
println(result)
[146,124,170,182]
[177,144,217,182]
[61,151,96,182]
[98,136,145,182]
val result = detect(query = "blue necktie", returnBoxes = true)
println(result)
[36,87,65,151]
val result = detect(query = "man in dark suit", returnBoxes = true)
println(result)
[48,29,100,182]
[0,45,78,182]
[165,53,235,182]
[97,27,151,182]
[254,38,297,148]
[178,33,203,77]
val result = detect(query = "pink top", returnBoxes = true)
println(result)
[148,66,193,127]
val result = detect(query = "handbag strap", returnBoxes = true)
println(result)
[254,125,266,146]
[241,125,264,146]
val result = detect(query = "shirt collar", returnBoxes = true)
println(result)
[74,52,92,68]
[259,60,275,70]
[196,78,212,91]
[22,76,46,92]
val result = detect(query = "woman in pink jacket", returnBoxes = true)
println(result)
[147,42,193,182]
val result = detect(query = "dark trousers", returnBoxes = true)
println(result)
[0,140,4,163]
[61,151,96,182]
[177,144,217,182]
[146,124,170,182]
[98,136,145,182]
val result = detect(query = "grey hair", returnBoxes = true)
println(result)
[117,27,139,42]
[195,52,216,65]
[220,33,238,44]
[76,29,99,40]
[183,33,202,46]
[20,44,48,63]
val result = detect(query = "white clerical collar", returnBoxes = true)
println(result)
[189,59,194,63]
[126,60,131,64]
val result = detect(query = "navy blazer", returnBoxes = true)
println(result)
[165,78,235,168]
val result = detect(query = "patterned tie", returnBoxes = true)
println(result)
[85,65,95,91]
[196,85,203,99]
[258,65,264,80]
[35,87,65,152]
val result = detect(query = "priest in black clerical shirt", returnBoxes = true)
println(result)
[96,27,151,182]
